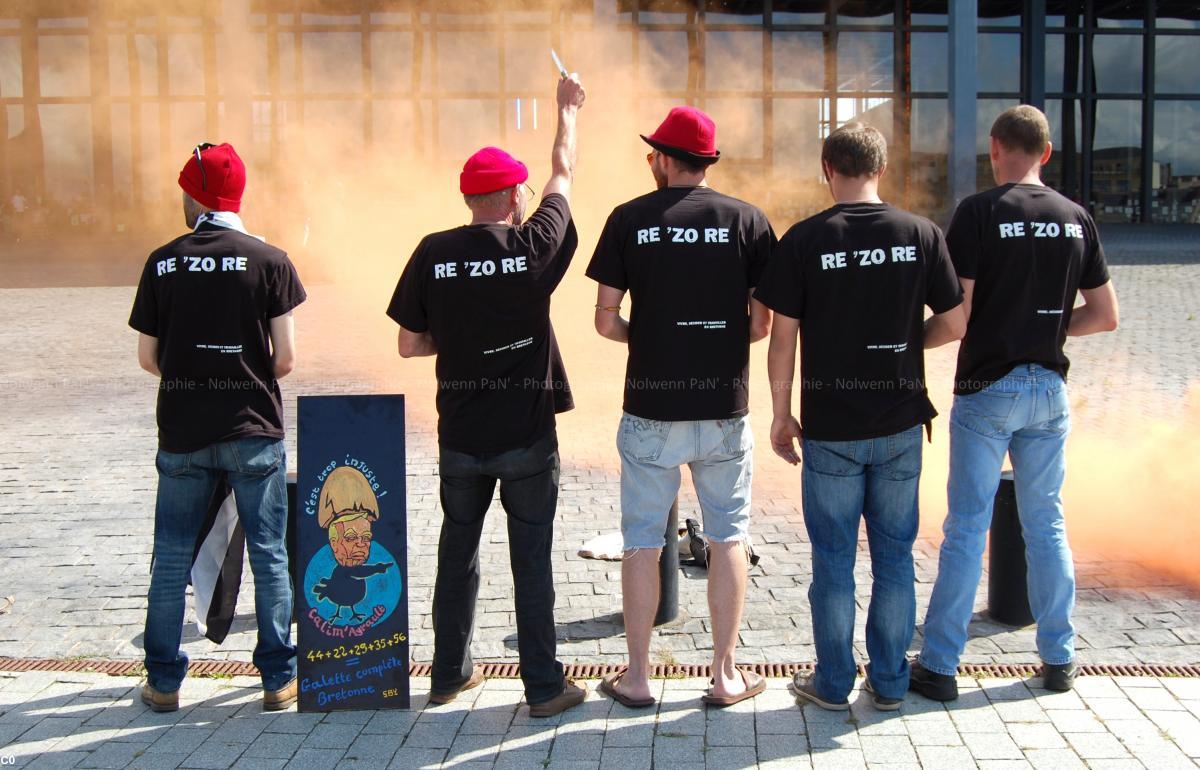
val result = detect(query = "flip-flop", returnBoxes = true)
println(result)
[599,671,656,709]
[701,670,766,707]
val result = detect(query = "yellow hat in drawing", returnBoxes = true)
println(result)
[317,466,380,530]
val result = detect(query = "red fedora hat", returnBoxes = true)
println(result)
[640,106,720,166]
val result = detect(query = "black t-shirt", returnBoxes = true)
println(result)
[585,187,775,421]
[947,183,1110,394]
[386,193,577,454]
[128,224,307,453]
[755,202,963,442]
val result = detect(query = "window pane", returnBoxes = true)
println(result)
[977,33,1019,93]
[0,35,21,97]
[1156,35,1200,95]
[837,31,892,92]
[1097,2,1143,28]
[1152,101,1200,223]
[168,33,205,96]
[302,32,363,94]
[40,104,93,203]
[911,32,948,92]
[910,98,949,217]
[639,30,689,92]
[705,98,763,159]
[706,30,762,92]
[976,98,1018,190]
[837,97,892,144]
[773,31,822,91]
[838,0,893,26]
[1156,0,1200,30]
[39,35,91,98]
[371,31,413,94]
[771,97,825,222]
[979,0,1019,26]
[506,29,552,92]
[437,99,500,160]
[1091,100,1141,223]
[1043,99,1082,199]
[1093,35,1141,93]
[437,31,498,93]
[1045,33,1082,93]
[705,0,762,24]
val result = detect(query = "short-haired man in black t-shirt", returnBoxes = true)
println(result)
[912,106,1119,701]
[129,143,306,713]
[587,106,775,708]
[756,123,966,711]
[386,74,587,718]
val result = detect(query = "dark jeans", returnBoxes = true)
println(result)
[433,431,565,704]
[144,437,297,693]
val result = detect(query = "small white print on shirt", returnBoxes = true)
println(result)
[1036,309,1065,315]
[196,343,244,354]
[867,342,909,353]
[676,320,728,330]
[483,337,534,355]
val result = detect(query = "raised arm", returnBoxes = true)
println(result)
[542,74,586,201]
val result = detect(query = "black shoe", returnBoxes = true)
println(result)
[1042,661,1077,692]
[908,660,958,702]
[864,679,903,711]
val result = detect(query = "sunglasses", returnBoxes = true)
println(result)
[193,142,217,191]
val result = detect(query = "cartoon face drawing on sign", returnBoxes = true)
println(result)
[307,466,399,625]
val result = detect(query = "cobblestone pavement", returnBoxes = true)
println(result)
[2,669,1200,769]
[1,252,1200,671]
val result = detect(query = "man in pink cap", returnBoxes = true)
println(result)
[587,106,775,708]
[129,142,305,712]
[387,73,587,717]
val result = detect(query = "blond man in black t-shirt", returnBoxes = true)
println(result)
[913,106,1118,702]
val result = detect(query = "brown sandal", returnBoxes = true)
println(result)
[599,671,656,708]
[701,670,766,707]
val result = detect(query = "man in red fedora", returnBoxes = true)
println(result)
[386,73,587,717]
[587,106,775,708]
[129,142,305,712]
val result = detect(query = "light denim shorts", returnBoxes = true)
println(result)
[616,412,753,551]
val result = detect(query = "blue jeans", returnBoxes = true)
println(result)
[144,437,297,693]
[802,425,923,702]
[920,364,1074,676]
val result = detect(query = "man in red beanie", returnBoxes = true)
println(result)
[587,106,775,708]
[386,73,587,717]
[129,142,305,712]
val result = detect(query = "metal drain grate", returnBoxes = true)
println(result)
[3,656,1199,680]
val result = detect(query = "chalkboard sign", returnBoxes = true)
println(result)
[296,395,409,711]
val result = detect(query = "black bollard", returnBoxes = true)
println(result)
[654,498,680,626]
[987,471,1034,626]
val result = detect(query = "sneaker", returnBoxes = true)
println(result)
[263,679,298,711]
[908,660,958,702]
[864,679,903,711]
[528,679,587,718]
[790,673,849,711]
[140,683,179,713]
[1042,661,1077,693]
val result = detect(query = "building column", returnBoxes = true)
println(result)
[948,0,977,209]
[220,0,253,148]
[1021,0,1046,109]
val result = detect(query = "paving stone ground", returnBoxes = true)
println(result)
[2,670,1200,769]
[0,232,1198,767]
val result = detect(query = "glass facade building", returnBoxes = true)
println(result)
[0,0,1197,237]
